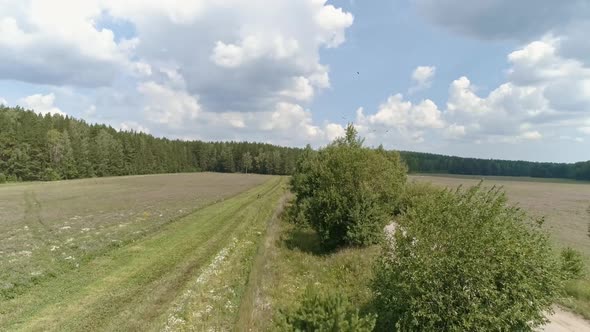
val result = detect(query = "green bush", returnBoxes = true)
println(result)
[397,180,441,213]
[0,173,6,184]
[290,125,407,249]
[560,247,585,280]
[42,168,61,181]
[276,288,376,332]
[372,184,562,331]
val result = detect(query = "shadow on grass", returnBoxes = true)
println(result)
[283,227,327,256]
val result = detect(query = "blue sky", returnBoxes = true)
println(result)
[1,0,589,162]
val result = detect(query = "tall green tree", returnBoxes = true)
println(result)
[241,152,253,173]
[290,124,407,249]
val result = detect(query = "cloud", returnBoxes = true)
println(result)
[138,81,201,128]
[280,76,315,102]
[354,94,444,143]
[353,36,590,147]
[519,131,542,141]
[0,97,7,105]
[0,0,352,120]
[366,94,444,129]
[414,0,589,41]
[414,0,590,69]
[445,124,466,139]
[19,93,66,116]
[119,121,150,134]
[101,0,353,117]
[409,66,436,93]
[0,1,140,86]
[325,123,346,141]
[134,79,341,147]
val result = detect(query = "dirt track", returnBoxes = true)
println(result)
[541,307,590,332]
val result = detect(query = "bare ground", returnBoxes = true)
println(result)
[541,307,590,332]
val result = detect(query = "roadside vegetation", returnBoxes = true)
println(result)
[290,126,406,249]
[415,175,590,320]
[373,185,561,331]
[268,124,586,331]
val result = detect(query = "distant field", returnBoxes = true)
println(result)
[0,173,269,301]
[410,174,590,258]
[412,173,590,184]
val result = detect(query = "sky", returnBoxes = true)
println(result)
[1,0,590,162]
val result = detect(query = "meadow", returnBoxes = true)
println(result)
[0,173,287,331]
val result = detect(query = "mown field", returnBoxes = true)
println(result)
[0,173,288,331]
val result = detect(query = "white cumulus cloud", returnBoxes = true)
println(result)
[409,66,436,93]
[119,121,150,134]
[19,93,65,116]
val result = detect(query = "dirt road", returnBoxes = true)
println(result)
[541,307,590,332]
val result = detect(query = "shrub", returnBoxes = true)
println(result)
[560,247,585,280]
[397,180,441,213]
[276,288,376,332]
[0,173,6,184]
[372,184,562,331]
[42,168,61,181]
[290,125,407,249]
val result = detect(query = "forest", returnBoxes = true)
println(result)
[0,106,300,182]
[400,151,590,181]
[1,105,589,182]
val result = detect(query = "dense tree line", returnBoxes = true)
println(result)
[400,151,590,181]
[0,106,300,182]
[1,105,589,182]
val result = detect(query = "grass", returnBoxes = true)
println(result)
[238,209,379,331]
[0,175,288,331]
[0,172,269,300]
[411,175,590,320]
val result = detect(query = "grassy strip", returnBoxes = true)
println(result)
[241,216,379,331]
[235,193,291,330]
[561,279,590,320]
[0,177,287,331]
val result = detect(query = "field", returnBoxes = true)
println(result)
[409,175,590,261]
[0,173,288,331]
[2,172,589,331]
